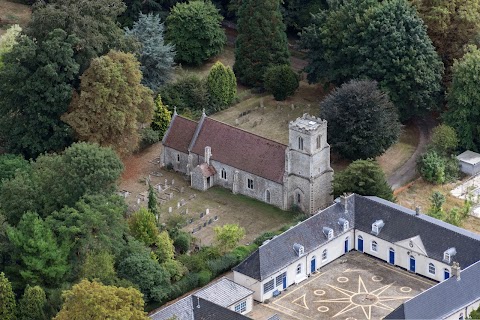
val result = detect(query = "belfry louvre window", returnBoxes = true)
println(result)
[316,135,321,149]
[264,279,274,293]
[247,178,254,190]
[298,137,304,150]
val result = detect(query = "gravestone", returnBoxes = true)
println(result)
[164,179,168,187]
[214,215,218,221]
[180,187,184,193]
[208,219,213,225]
[137,198,140,205]
[200,212,204,218]
[205,208,209,215]
[203,222,207,227]
[168,207,172,213]
[169,192,174,199]
[171,179,175,186]
[177,202,180,209]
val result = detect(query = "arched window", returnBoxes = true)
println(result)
[296,264,302,275]
[371,241,378,252]
[177,154,180,162]
[322,249,328,261]
[428,263,436,275]
[298,137,304,150]
[265,190,271,203]
[221,168,227,180]
[316,135,322,149]
[297,193,301,204]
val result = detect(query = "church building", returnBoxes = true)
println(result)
[161,111,333,213]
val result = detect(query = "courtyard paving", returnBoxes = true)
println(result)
[250,251,435,320]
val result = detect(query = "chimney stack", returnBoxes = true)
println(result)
[340,193,348,213]
[204,146,211,165]
[452,262,461,281]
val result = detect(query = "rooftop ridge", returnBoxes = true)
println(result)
[205,116,288,148]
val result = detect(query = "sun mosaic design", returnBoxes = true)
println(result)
[312,275,411,319]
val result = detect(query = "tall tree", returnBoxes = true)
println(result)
[18,285,47,320]
[443,46,480,151]
[206,61,237,110]
[0,272,16,320]
[214,224,245,254]
[54,280,148,320]
[301,0,443,120]
[80,251,117,285]
[234,0,290,87]
[429,124,459,155]
[7,212,70,289]
[0,29,79,158]
[27,0,128,73]
[155,231,175,263]
[0,154,30,188]
[166,1,226,65]
[411,0,480,82]
[0,143,123,225]
[126,13,175,91]
[128,207,159,246]
[151,95,171,139]
[333,159,395,201]
[319,79,401,160]
[62,51,154,156]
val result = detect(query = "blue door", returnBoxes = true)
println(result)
[409,256,416,272]
[344,238,349,253]
[444,269,450,280]
[389,249,395,264]
[358,236,364,252]
[282,275,287,289]
[311,257,316,273]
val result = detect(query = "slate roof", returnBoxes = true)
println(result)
[234,196,355,281]
[149,278,253,320]
[162,115,198,153]
[357,196,480,268]
[190,117,287,183]
[385,260,480,319]
[194,278,253,307]
[457,150,480,165]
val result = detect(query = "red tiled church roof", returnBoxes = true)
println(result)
[191,117,287,183]
[162,115,197,153]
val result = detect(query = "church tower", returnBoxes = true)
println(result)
[286,114,333,214]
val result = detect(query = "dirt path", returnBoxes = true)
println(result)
[388,117,436,190]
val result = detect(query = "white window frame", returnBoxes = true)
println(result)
[327,229,333,240]
[296,264,302,275]
[263,279,274,293]
[234,300,247,313]
[221,168,227,180]
[322,249,328,261]
[247,178,254,190]
[444,252,450,263]
[371,241,378,252]
[343,221,349,231]
[428,263,436,275]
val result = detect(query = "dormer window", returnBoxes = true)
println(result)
[298,137,304,150]
[443,247,457,263]
[293,243,304,257]
[371,220,384,235]
[338,218,349,232]
[323,227,334,240]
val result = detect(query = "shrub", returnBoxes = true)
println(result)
[206,61,237,110]
[207,253,240,276]
[160,74,210,115]
[197,270,212,286]
[418,150,445,184]
[139,127,160,150]
[254,231,278,246]
[264,65,299,100]
[430,124,459,155]
[173,231,191,254]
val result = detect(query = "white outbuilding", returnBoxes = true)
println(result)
[457,150,480,176]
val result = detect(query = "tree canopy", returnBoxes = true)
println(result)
[333,159,395,201]
[0,29,79,158]
[0,24,22,69]
[62,51,154,156]
[126,13,175,92]
[166,1,225,65]
[206,61,237,110]
[214,224,245,254]
[18,285,47,320]
[443,46,480,151]
[319,79,401,160]
[54,280,148,320]
[301,0,443,120]
[27,0,129,72]
[128,207,159,246]
[0,272,16,320]
[234,0,290,87]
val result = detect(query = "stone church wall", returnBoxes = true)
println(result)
[162,147,189,174]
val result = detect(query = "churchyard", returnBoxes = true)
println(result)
[0,0,30,36]
[119,143,296,246]
[250,251,435,320]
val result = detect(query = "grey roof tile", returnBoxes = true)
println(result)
[194,278,253,308]
[149,295,194,320]
[192,296,252,320]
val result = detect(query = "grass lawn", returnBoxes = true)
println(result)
[0,0,31,36]
[395,178,480,234]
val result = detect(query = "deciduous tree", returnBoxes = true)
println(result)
[18,285,47,320]
[166,1,225,65]
[214,224,245,254]
[0,24,22,68]
[80,251,117,285]
[234,0,290,87]
[54,280,148,320]
[264,65,299,101]
[27,0,128,72]
[319,79,401,160]
[0,154,30,187]
[429,124,459,155]
[7,212,70,288]
[0,272,16,320]
[206,61,237,110]
[155,231,175,263]
[62,51,154,156]
[151,95,171,139]
[443,46,480,151]
[128,207,159,246]
[333,159,394,201]
[126,13,175,91]
[301,0,443,120]
[0,29,79,158]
